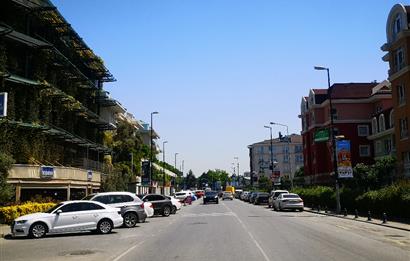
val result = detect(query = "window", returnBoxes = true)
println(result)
[398,85,406,106]
[358,125,369,136]
[393,14,402,40]
[294,145,303,153]
[400,118,409,139]
[359,145,370,157]
[295,154,303,163]
[403,151,410,176]
[121,195,134,202]
[375,140,382,154]
[59,203,82,213]
[258,146,264,154]
[283,154,289,163]
[331,108,338,120]
[94,195,110,204]
[81,202,105,210]
[390,110,394,128]
[371,117,378,134]
[394,48,405,72]
[379,114,386,132]
[384,139,392,154]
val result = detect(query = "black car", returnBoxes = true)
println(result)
[141,194,173,217]
[254,192,270,205]
[203,191,219,204]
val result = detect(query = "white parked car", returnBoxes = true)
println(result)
[166,196,182,214]
[11,200,123,238]
[272,193,304,212]
[174,191,192,202]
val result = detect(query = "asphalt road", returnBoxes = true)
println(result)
[1,199,409,261]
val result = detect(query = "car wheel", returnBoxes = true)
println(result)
[171,206,177,214]
[29,222,47,239]
[279,204,283,211]
[268,204,271,208]
[123,212,138,228]
[299,208,304,212]
[162,206,171,217]
[97,219,113,234]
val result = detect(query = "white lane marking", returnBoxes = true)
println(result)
[112,240,145,261]
[223,202,271,261]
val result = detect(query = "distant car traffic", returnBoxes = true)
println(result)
[203,191,219,204]
[272,193,304,211]
[174,191,191,202]
[268,190,289,208]
[248,192,259,204]
[222,192,234,200]
[83,192,147,227]
[11,201,123,238]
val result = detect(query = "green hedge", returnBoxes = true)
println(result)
[292,181,410,219]
[0,202,56,224]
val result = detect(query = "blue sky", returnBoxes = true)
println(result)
[53,0,400,176]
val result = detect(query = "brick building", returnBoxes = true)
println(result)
[299,82,392,184]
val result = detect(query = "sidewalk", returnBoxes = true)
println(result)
[0,223,9,238]
[304,207,410,232]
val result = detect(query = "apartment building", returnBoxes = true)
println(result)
[299,82,392,184]
[382,4,410,177]
[248,134,304,184]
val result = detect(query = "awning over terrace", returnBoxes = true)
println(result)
[153,163,177,177]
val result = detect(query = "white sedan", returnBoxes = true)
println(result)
[11,200,123,238]
[166,196,182,213]
[272,193,304,212]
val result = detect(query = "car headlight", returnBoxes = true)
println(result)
[16,220,27,224]
[214,196,218,199]
[203,196,207,198]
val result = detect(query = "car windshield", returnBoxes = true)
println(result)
[45,203,63,213]
[175,193,186,196]
[205,192,217,197]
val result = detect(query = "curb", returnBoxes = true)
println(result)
[304,209,410,232]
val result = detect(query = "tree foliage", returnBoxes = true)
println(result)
[0,152,15,204]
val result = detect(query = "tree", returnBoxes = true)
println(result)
[184,170,197,189]
[0,152,15,203]
[258,176,272,192]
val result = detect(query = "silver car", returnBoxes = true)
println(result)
[272,193,304,211]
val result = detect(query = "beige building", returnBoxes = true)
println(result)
[248,134,303,184]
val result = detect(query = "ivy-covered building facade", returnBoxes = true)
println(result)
[0,0,119,201]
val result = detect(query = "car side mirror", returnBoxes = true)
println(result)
[56,210,62,215]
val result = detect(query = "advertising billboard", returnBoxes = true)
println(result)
[336,140,353,178]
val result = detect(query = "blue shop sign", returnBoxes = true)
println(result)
[40,166,55,179]
[0,92,7,117]
[87,170,92,181]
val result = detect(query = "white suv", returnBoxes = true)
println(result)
[83,192,151,227]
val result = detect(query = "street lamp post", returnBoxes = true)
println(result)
[174,152,178,190]
[234,157,239,186]
[314,66,341,214]
[270,122,292,189]
[150,111,159,193]
[264,125,274,187]
[162,141,168,195]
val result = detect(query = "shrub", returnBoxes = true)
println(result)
[355,180,410,218]
[0,202,56,224]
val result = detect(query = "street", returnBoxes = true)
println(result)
[1,199,409,261]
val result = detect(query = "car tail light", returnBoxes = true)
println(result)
[140,203,144,209]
